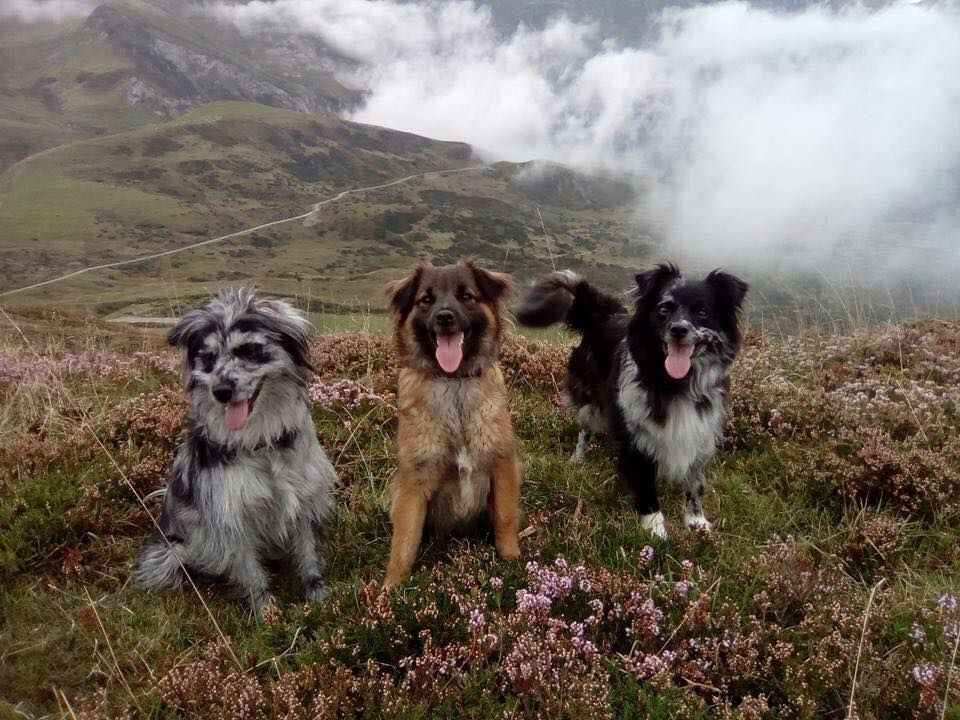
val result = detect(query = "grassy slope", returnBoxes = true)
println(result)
[0,101,644,316]
[0,101,472,293]
[0,10,159,169]
[0,1,355,172]
[0,310,958,718]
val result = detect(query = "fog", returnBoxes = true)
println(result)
[0,0,95,22]
[210,0,960,292]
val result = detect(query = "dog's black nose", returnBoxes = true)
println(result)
[212,381,235,403]
[435,310,455,328]
[669,323,689,340]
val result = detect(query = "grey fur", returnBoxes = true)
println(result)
[134,288,337,618]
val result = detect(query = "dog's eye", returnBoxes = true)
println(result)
[234,343,268,363]
[419,295,433,306]
[460,291,474,302]
[196,352,216,373]
[657,304,672,317]
[696,307,710,319]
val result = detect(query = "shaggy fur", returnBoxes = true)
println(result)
[134,288,337,617]
[383,260,521,588]
[516,264,747,539]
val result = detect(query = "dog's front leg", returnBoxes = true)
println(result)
[293,518,327,602]
[384,477,428,589]
[226,550,273,620]
[616,437,667,540]
[490,452,521,560]
[682,466,712,531]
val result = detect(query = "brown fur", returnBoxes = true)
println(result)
[383,260,521,588]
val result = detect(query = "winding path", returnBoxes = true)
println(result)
[0,164,490,299]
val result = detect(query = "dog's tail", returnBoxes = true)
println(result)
[516,270,626,334]
[134,537,187,590]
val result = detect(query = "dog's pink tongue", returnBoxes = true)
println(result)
[435,332,464,374]
[225,400,250,431]
[665,342,694,379]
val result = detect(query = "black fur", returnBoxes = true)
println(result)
[516,265,748,537]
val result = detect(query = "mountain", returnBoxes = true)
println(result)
[0,101,642,315]
[0,0,357,171]
[79,3,352,117]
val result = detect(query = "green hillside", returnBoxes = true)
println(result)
[0,1,356,170]
[0,101,643,316]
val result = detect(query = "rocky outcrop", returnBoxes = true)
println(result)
[81,4,354,119]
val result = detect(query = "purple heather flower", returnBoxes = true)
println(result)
[909,624,926,647]
[912,663,937,686]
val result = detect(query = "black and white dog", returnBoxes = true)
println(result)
[135,288,337,617]
[516,264,747,539]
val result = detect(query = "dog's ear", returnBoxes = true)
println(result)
[384,266,423,319]
[167,308,211,349]
[634,263,681,303]
[254,297,313,369]
[465,260,513,302]
[255,297,312,336]
[706,269,749,312]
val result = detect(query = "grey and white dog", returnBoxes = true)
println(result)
[135,288,337,617]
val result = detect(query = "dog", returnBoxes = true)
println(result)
[382,260,521,588]
[134,288,337,617]
[516,263,747,539]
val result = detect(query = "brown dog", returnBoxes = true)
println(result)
[382,260,521,588]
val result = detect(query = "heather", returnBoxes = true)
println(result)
[0,311,958,718]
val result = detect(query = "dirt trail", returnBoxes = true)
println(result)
[0,164,489,299]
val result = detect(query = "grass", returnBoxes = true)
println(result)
[0,100,647,315]
[0,308,958,718]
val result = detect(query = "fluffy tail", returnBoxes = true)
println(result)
[134,537,186,590]
[515,270,625,333]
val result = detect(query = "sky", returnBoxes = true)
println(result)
[0,0,95,22]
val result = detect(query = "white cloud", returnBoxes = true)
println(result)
[208,0,494,65]
[208,0,960,286]
[0,0,95,22]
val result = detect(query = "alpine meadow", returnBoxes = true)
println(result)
[1,1,959,718]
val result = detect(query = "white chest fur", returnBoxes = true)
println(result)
[617,351,726,481]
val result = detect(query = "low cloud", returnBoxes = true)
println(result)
[0,0,96,22]
[210,0,960,290]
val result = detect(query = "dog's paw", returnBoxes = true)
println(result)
[383,570,407,590]
[684,511,713,533]
[496,537,521,561]
[304,578,328,604]
[640,511,668,540]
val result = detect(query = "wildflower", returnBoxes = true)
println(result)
[912,663,938,686]
[909,624,925,647]
[639,545,655,566]
[674,580,693,599]
[516,589,552,615]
